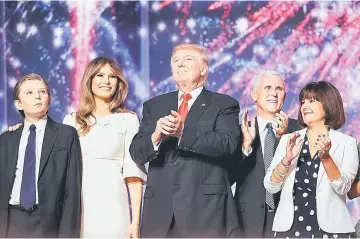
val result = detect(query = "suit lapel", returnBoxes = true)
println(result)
[328,129,340,156]
[39,117,58,179]
[317,129,339,187]
[254,117,264,164]
[165,91,178,115]
[183,88,211,128]
[159,92,178,147]
[8,126,24,184]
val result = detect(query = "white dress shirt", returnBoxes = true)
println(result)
[9,116,48,205]
[177,86,204,111]
[153,86,204,150]
[242,115,277,156]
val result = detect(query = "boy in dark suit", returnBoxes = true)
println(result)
[0,73,82,238]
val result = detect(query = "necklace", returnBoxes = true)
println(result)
[90,114,113,128]
[96,119,111,128]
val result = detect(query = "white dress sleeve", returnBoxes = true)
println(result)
[328,135,359,195]
[122,113,147,183]
[62,113,76,127]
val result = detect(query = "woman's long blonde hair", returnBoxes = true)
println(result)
[76,56,133,136]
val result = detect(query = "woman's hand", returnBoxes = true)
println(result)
[314,134,332,160]
[283,132,304,165]
[128,222,140,238]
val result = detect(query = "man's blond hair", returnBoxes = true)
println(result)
[171,43,210,68]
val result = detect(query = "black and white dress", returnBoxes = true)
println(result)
[274,135,352,239]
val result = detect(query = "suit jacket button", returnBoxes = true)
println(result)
[260,204,264,208]
[173,162,178,166]
[4,205,7,211]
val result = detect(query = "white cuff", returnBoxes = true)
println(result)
[152,140,161,151]
[242,147,253,156]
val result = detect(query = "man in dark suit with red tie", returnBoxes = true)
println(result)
[130,43,241,238]
[0,74,82,238]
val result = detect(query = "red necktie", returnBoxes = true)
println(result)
[178,93,192,121]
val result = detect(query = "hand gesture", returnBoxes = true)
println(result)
[283,132,304,165]
[152,118,167,145]
[241,109,256,152]
[162,111,184,138]
[271,111,289,139]
[152,111,184,144]
[314,134,331,160]
[7,123,22,131]
[127,223,139,238]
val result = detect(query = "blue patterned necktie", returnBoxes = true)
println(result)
[264,123,275,209]
[20,124,36,210]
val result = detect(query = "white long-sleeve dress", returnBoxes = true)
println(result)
[63,113,147,238]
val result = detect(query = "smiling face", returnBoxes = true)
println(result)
[91,63,118,103]
[251,73,286,118]
[170,47,208,92]
[14,79,51,120]
[300,98,326,127]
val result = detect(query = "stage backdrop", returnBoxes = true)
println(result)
[1,0,360,224]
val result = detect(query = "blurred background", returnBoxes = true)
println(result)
[1,0,360,224]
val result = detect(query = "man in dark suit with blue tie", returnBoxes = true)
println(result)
[0,74,82,238]
[130,44,241,238]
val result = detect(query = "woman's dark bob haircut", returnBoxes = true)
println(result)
[298,81,345,130]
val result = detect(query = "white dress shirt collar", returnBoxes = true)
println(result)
[178,86,204,102]
[256,115,270,133]
[23,115,48,132]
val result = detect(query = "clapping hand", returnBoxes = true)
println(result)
[271,111,289,139]
[313,134,331,160]
[152,111,184,144]
[283,132,304,165]
[241,109,256,152]
[160,111,184,138]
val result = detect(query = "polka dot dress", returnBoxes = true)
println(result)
[274,136,352,238]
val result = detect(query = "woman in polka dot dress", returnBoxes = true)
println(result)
[274,136,347,238]
[263,81,358,239]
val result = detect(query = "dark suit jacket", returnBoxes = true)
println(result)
[130,89,241,238]
[0,117,82,238]
[231,118,300,237]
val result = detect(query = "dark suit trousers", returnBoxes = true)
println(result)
[263,208,276,238]
[6,206,43,238]
[166,215,182,238]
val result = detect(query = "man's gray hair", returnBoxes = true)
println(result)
[253,70,285,88]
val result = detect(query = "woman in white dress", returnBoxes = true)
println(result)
[63,56,146,238]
